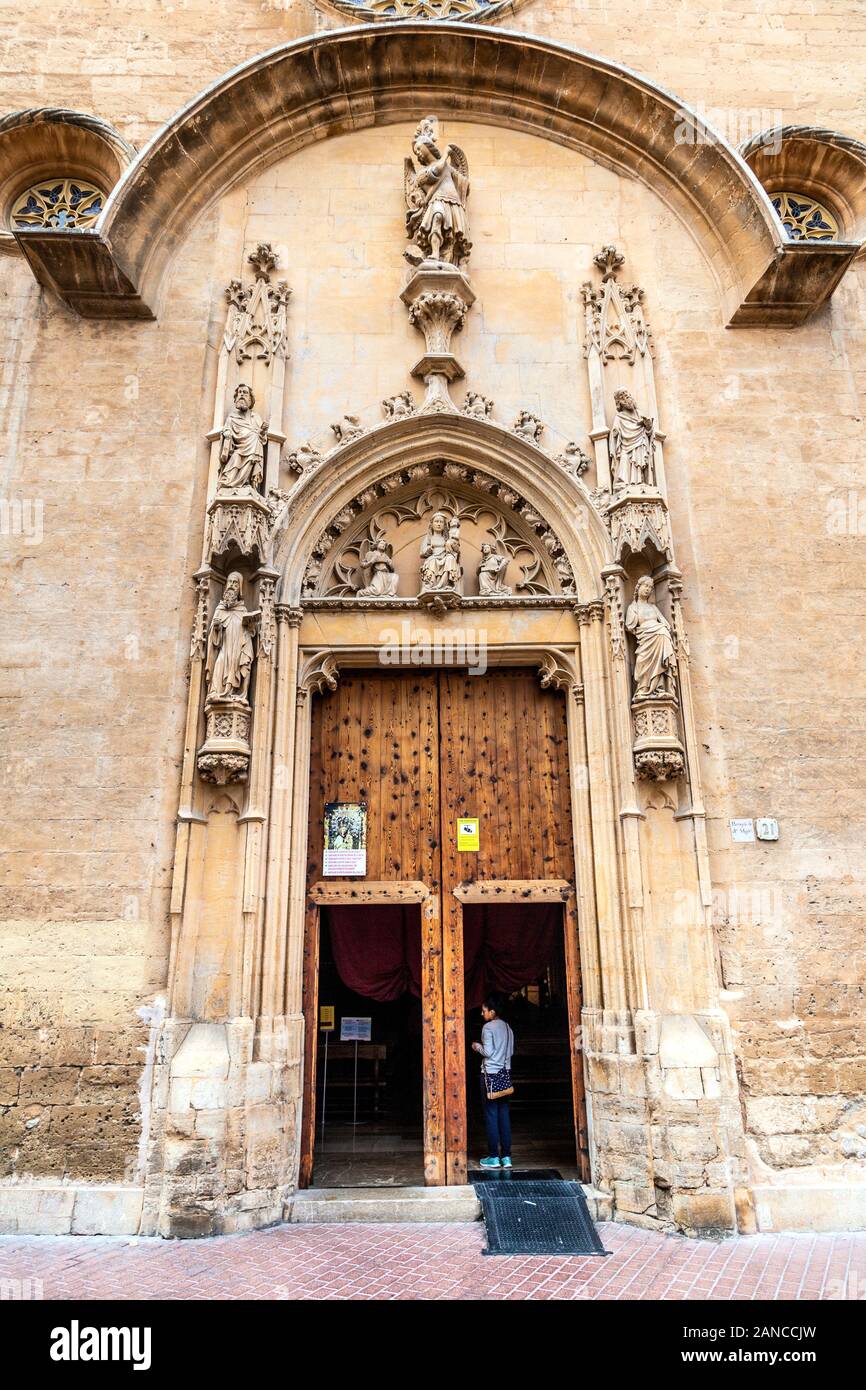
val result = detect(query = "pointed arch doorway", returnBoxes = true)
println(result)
[299,665,590,1188]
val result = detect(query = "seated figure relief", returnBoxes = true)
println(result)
[477,542,511,595]
[357,536,399,598]
[419,510,462,592]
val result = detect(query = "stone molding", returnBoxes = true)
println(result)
[12,25,857,323]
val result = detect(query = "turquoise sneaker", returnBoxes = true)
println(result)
[478,1156,501,1169]
[501,1156,513,1169]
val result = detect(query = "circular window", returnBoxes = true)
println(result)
[10,177,105,231]
[771,191,839,241]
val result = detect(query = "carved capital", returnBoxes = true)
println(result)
[276,604,303,628]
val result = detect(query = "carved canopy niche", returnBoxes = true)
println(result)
[301,461,577,602]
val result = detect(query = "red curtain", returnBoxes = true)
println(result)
[327,903,558,1006]
[328,906,422,1001]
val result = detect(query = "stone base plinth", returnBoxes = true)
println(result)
[197,697,252,784]
[206,488,272,564]
[632,693,685,780]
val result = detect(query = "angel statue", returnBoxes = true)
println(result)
[419,510,462,593]
[404,116,471,267]
[356,535,399,598]
[477,542,511,596]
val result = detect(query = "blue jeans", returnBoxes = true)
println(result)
[480,1073,512,1159]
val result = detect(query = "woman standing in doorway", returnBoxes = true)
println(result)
[472,995,515,1170]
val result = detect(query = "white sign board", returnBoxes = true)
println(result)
[729,818,755,843]
[756,818,779,841]
[340,1016,372,1043]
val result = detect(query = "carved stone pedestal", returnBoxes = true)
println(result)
[632,693,685,780]
[400,264,475,413]
[607,488,672,562]
[206,488,273,565]
[418,587,462,615]
[197,697,252,784]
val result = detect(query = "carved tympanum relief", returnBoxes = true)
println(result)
[303,468,577,603]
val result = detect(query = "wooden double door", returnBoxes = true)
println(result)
[301,667,588,1186]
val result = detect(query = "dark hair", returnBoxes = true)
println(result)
[483,992,504,1017]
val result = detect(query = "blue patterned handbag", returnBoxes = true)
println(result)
[483,1067,513,1101]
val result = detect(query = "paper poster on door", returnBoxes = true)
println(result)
[323,801,367,876]
[457,817,479,851]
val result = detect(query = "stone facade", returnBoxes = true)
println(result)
[1,1,865,1237]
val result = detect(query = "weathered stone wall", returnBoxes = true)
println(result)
[1,0,865,1216]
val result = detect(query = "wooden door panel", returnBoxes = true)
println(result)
[302,666,587,1187]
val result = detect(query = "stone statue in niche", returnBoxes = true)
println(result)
[625,576,677,699]
[419,510,462,592]
[477,542,511,596]
[218,384,268,492]
[404,116,471,267]
[205,571,260,702]
[609,389,656,489]
[357,536,399,598]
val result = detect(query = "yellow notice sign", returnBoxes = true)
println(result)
[319,1006,335,1032]
[457,818,480,851]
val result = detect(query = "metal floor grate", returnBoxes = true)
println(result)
[471,1178,609,1256]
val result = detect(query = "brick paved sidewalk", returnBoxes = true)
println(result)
[1,1222,864,1301]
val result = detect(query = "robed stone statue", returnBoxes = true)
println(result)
[609,389,656,489]
[205,571,260,702]
[218,383,268,491]
[625,576,677,699]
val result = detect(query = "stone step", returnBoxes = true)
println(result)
[289,1185,481,1223]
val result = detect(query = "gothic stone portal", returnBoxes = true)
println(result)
[300,668,590,1188]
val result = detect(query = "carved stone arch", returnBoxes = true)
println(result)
[274,413,614,605]
[14,24,857,323]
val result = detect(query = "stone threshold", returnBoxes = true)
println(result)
[289,1182,613,1225]
[3,1181,866,1235]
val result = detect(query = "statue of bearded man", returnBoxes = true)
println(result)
[609,389,656,489]
[218,383,268,491]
